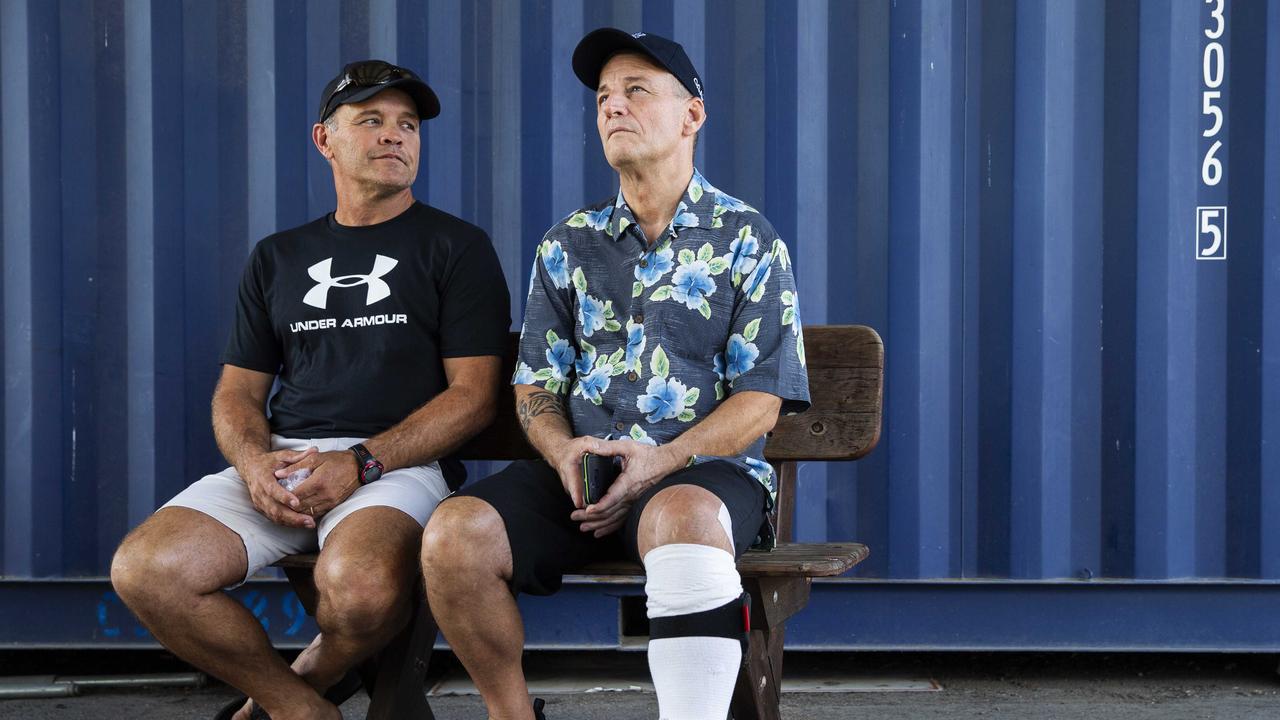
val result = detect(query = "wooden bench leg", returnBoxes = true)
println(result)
[365,590,438,720]
[729,577,812,720]
[731,625,786,720]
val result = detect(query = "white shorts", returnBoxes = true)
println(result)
[161,435,449,587]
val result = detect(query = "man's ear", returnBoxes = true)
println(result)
[684,97,706,137]
[312,122,334,160]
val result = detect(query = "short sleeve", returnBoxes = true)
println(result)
[512,231,578,395]
[220,243,283,374]
[438,230,513,358]
[722,229,810,415]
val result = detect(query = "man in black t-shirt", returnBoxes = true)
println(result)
[110,61,510,720]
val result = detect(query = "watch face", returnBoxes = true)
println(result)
[363,461,383,483]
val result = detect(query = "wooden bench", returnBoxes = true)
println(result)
[274,324,883,720]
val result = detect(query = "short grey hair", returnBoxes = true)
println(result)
[672,76,701,158]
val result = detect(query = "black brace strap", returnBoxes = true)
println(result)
[649,592,751,653]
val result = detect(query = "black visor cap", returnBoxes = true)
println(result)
[572,28,704,101]
[317,60,441,123]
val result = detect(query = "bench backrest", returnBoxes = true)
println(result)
[455,325,885,541]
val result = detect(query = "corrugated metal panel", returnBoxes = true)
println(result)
[0,0,1276,614]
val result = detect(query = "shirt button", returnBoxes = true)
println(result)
[614,421,626,432]
[626,370,639,382]
[632,313,644,324]
[639,258,648,268]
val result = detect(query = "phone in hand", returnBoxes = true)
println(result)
[581,453,621,505]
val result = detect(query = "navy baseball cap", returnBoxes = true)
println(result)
[317,60,441,123]
[572,28,704,101]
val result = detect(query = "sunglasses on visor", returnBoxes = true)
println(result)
[319,61,422,121]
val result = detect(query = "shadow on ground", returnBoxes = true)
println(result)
[1,650,1277,719]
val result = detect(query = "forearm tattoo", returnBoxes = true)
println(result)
[518,390,567,434]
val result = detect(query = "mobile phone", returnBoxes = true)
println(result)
[581,453,620,505]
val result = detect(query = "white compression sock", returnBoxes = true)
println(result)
[643,542,744,720]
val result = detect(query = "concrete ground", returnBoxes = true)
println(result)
[1,650,1278,719]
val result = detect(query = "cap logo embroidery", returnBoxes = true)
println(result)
[632,32,646,38]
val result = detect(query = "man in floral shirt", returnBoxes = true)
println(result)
[423,29,808,720]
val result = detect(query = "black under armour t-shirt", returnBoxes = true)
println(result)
[222,201,511,444]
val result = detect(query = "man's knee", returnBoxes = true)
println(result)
[638,485,732,557]
[110,516,240,606]
[421,497,510,581]
[314,551,410,634]
[110,534,156,605]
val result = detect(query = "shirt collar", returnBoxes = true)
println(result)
[607,168,717,242]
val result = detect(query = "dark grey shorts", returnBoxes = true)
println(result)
[452,458,768,595]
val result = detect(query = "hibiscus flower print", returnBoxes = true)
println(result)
[781,289,806,365]
[529,330,577,395]
[715,191,754,214]
[636,376,691,423]
[725,319,762,383]
[634,239,675,295]
[636,345,700,422]
[710,190,757,229]
[671,201,700,228]
[711,188,757,226]
[649,243,729,318]
[670,261,715,310]
[577,291,607,337]
[726,225,760,286]
[572,339,626,406]
[576,365,612,404]
[566,206,612,231]
[544,337,575,381]
[625,318,646,374]
[512,361,536,385]
[540,239,570,289]
[573,268,620,336]
[574,342,596,379]
[744,249,773,303]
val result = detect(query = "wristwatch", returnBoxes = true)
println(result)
[349,443,384,485]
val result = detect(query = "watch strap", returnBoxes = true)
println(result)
[349,443,383,485]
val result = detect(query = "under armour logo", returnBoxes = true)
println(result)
[303,255,398,310]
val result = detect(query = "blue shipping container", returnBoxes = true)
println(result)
[1,0,1278,649]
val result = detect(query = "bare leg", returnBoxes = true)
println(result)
[289,506,423,691]
[110,508,338,720]
[636,484,734,556]
[422,497,534,720]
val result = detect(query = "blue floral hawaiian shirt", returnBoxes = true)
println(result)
[513,169,810,502]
